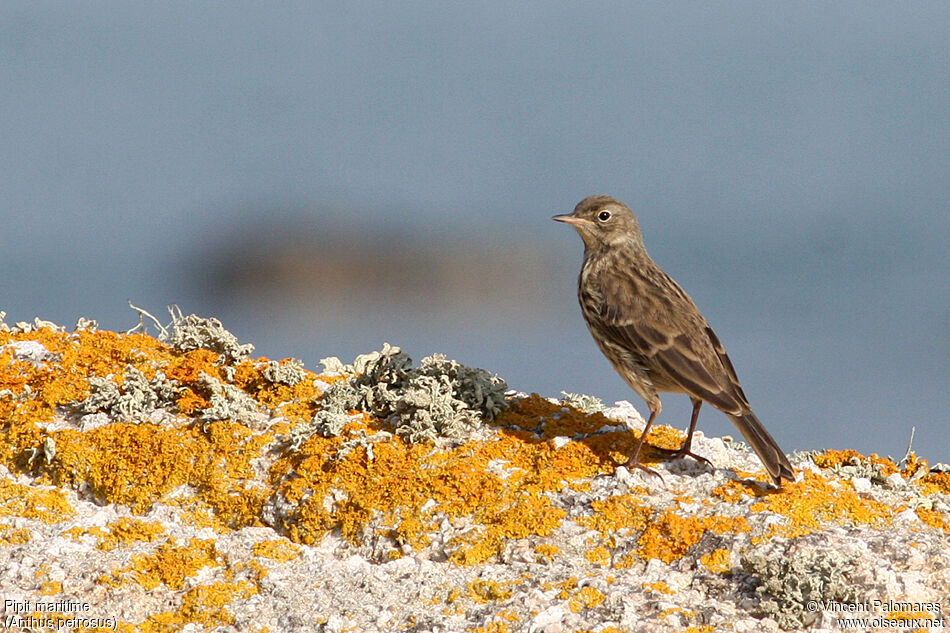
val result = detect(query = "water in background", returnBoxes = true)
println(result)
[2,3,948,461]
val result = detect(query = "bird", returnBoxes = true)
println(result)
[553,195,794,486]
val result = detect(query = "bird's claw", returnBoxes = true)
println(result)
[620,457,665,482]
[648,445,713,468]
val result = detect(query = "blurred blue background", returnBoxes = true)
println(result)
[2,3,948,461]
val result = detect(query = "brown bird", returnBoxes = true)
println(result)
[554,195,794,485]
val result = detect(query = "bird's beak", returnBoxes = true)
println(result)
[552,213,589,227]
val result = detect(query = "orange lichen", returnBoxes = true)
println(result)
[2,326,646,565]
[466,623,511,633]
[96,517,167,551]
[580,494,651,538]
[467,579,514,603]
[641,424,686,451]
[916,508,950,533]
[710,480,752,503]
[133,579,258,632]
[52,518,167,552]
[496,394,561,429]
[270,404,598,563]
[917,472,950,496]
[643,581,675,594]
[171,498,229,532]
[496,610,520,622]
[812,449,899,477]
[636,512,748,564]
[388,513,431,553]
[542,411,615,439]
[534,543,560,561]
[174,388,208,416]
[900,453,929,479]
[0,524,31,545]
[177,580,257,628]
[126,538,221,591]
[637,511,706,564]
[0,477,75,523]
[585,546,611,566]
[48,424,193,511]
[702,515,750,535]
[578,491,750,567]
[39,581,62,595]
[750,470,892,541]
[568,586,605,612]
[163,348,221,383]
[700,548,732,574]
[885,607,937,622]
[216,358,320,420]
[253,539,302,562]
[42,418,270,526]
[545,577,578,600]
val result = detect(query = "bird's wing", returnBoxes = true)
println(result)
[703,325,749,405]
[594,266,749,414]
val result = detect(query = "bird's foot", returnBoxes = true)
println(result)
[620,456,665,482]
[649,445,713,468]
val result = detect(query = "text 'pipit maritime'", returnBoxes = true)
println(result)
[554,195,794,486]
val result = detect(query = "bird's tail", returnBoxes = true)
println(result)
[727,412,795,485]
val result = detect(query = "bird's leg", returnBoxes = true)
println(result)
[650,397,713,467]
[621,407,664,480]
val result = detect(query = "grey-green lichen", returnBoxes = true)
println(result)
[306,382,360,440]
[126,304,255,366]
[262,359,306,386]
[71,306,308,427]
[559,391,605,413]
[165,306,255,365]
[741,547,859,630]
[301,343,508,444]
[75,366,181,422]
[194,372,262,426]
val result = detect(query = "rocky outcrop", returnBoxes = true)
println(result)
[1,311,947,632]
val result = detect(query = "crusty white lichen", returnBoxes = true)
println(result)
[1,340,60,367]
[302,343,508,444]
[1,312,96,334]
[0,315,67,334]
[74,317,99,331]
[331,430,395,462]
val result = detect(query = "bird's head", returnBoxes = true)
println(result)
[553,195,644,253]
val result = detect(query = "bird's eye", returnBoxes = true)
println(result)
[597,210,611,222]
